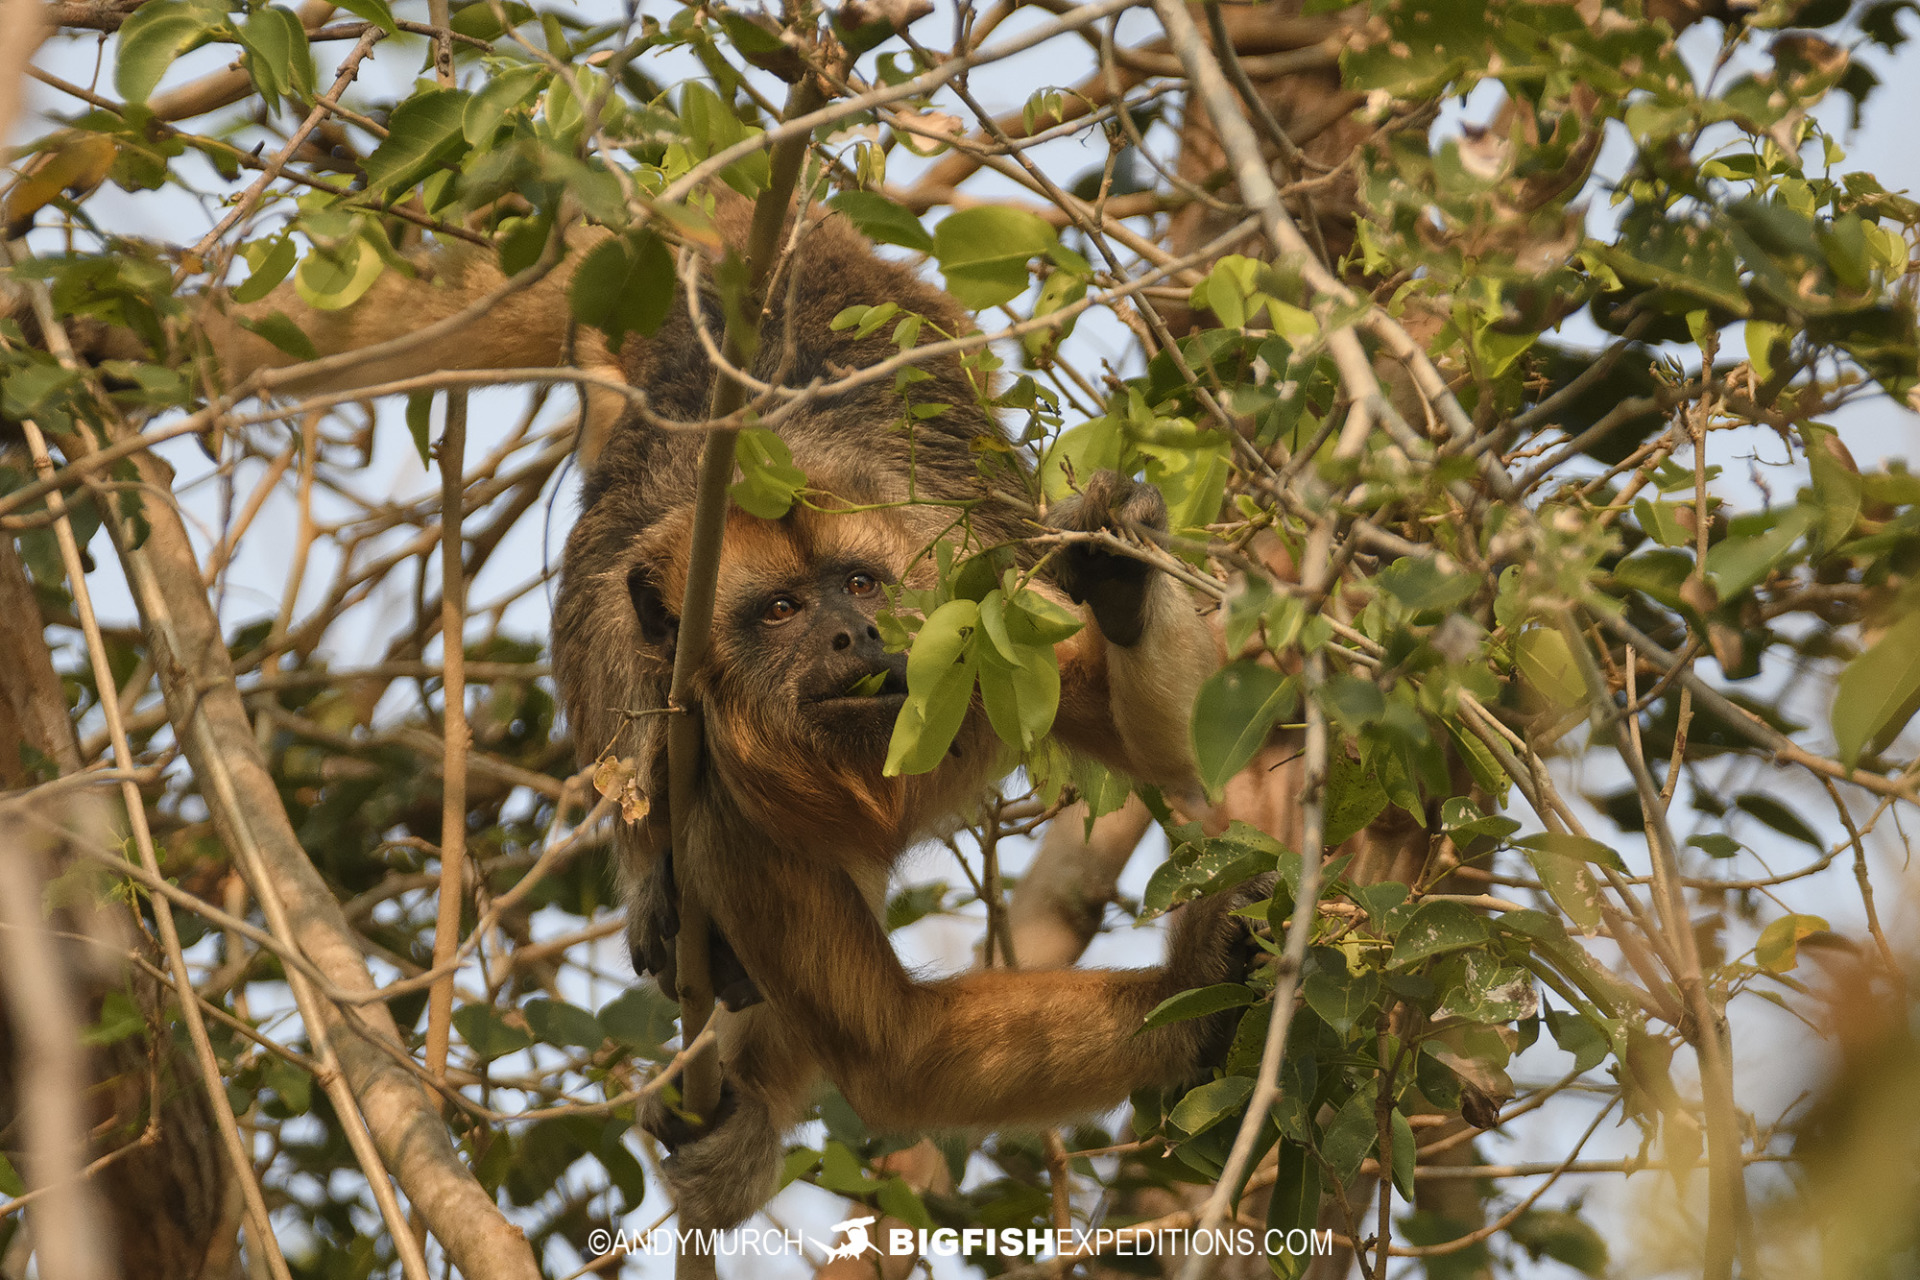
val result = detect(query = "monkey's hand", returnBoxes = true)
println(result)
[642,1083,782,1229]
[628,848,764,1010]
[1161,873,1277,1064]
[1048,471,1168,647]
[627,847,682,999]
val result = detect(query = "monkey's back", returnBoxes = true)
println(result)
[580,207,1020,537]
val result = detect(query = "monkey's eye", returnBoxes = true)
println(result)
[763,596,801,624]
[847,572,878,597]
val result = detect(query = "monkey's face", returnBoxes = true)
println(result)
[720,554,908,749]
[617,503,994,847]
[626,507,920,762]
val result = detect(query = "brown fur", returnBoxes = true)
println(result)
[548,204,1250,1228]
[76,195,1252,1230]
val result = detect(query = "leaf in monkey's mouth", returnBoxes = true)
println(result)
[844,671,890,698]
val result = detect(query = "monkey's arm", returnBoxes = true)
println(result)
[1046,472,1221,817]
[695,846,1257,1133]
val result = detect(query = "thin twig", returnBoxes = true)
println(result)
[425,389,469,1086]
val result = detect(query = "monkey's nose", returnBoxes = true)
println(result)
[833,631,853,651]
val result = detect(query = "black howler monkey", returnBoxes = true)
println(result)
[549,199,1262,1227]
[42,194,1268,1230]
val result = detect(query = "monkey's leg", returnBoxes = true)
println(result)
[19,229,632,458]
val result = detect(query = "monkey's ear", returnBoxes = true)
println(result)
[627,566,679,651]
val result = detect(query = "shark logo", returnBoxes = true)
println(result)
[817,1215,880,1262]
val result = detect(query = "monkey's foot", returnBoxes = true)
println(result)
[643,1085,783,1229]
[1048,470,1168,646]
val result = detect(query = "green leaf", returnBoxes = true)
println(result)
[1513,831,1628,872]
[362,90,473,198]
[1266,1141,1322,1279]
[930,206,1058,309]
[976,646,1057,752]
[568,230,674,350]
[1508,1208,1609,1277]
[293,238,384,312]
[1141,983,1257,1030]
[1,361,82,419]
[1039,413,1127,503]
[884,598,980,776]
[1435,954,1536,1024]
[1808,442,1863,551]
[239,6,313,103]
[463,63,546,145]
[523,998,604,1048]
[1734,792,1824,849]
[1705,504,1815,596]
[406,391,433,467]
[1319,1081,1377,1185]
[976,590,1061,751]
[1390,901,1489,967]
[232,235,297,304]
[1754,913,1829,973]
[597,985,677,1058]
[845,671,889,698]
[1389,1108,1416,1200]
[1515,628,1585,709]
[1415,1046,1463,1110]
[1545,1007,1608,1072]
[263,1058,312,1116]
[1831,611,1920,768]
[495,214,552,277]
[1303,958,1380,1035]
[827,190,934,254]
[1378,555,1480,612]
[729,428,807,519]
[875,1176,932,1231]
[1684,833,1738,861]
[452,1004,531,1060]
[114,0,218,104]
[1525,848,1605,934]
[1318,674,1385,733]
[1004,588,1083,646]
[1597,217,1747,316]
[1441,797,1520,842]
[815,1141,877,1195]
[82,989,144,1046]
[1074,756,1131,820]
[1189,661,1295,796]
[678,82,770,196]
[1141,823,1286,916]
[1612,548,1693,607]
[0,1152,23,1198]
[330,0,397,35]
[1167,1075,1253,1137]
[236,311,318,360]
[1633,497,1692,548]
[1139,434,1230,535]
[1323,750,1388,847]
[1746,319,1789,382]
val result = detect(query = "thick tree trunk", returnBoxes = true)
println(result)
[0,533,238,1280]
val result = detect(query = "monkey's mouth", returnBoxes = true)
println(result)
[811,666,909,709]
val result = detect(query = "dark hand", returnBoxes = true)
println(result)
[627,847,762,1009]
[1048,471,1169,647]
[628,847,681,996]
